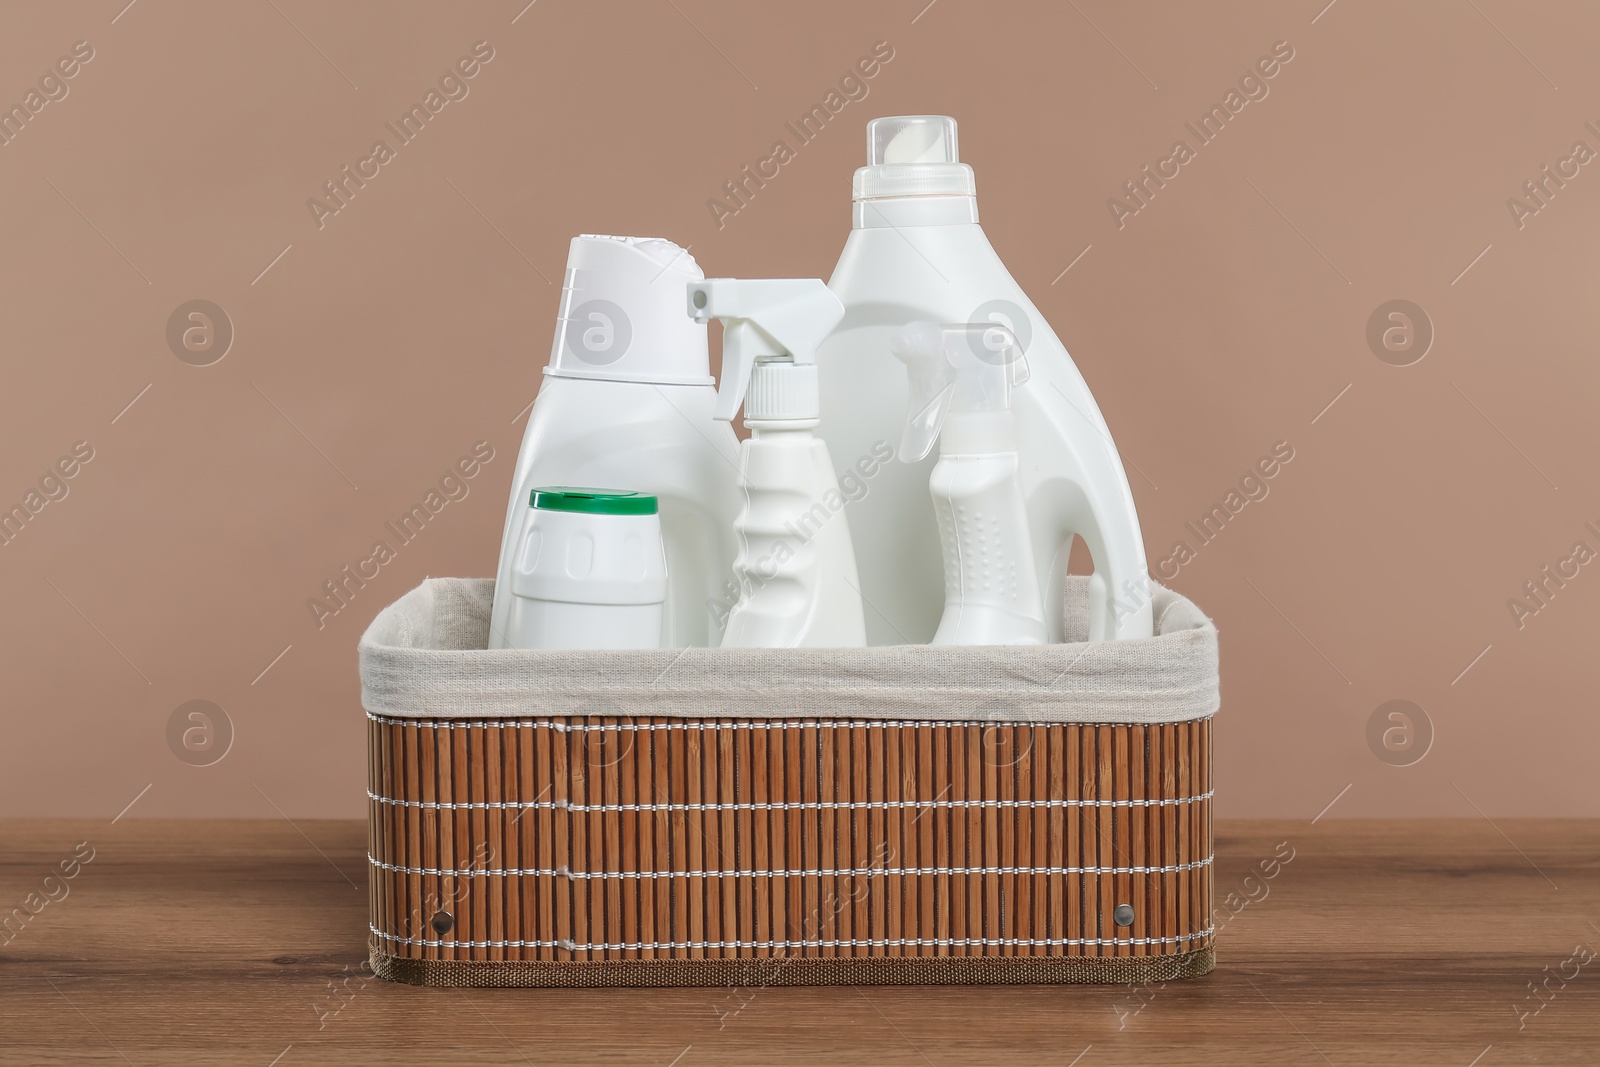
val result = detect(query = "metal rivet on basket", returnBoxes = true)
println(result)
[1113,903,1135,927]
[430,910,454,934]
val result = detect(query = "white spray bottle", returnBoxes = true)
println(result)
[687,278,866,648]
[489,235,742,650]
[818,116,1153,644]
[892,322,1045,645]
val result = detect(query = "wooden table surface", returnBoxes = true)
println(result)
[1,818,1595,1066]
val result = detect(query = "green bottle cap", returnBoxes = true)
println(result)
[529,487,659,516]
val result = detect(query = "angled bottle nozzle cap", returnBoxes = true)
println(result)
[547,235,711,385]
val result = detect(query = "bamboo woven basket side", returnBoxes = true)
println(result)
[367,714,1214,986]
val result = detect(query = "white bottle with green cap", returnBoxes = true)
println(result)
[687,278,866,648]
[489,234,741,650]
[502,487,667,651]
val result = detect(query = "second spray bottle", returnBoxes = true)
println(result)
[690,278,867,648]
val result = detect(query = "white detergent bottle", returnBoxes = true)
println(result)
[818,115,1153,645]
[488,235,741,650]
[686,278,866,648]
[892,322,1044,645]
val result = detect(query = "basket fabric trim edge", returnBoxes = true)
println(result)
[359,577,1220,724]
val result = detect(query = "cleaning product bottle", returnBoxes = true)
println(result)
[818,115,1153,645]
[686,278,866,648]
[891,322,1044,645]
[488,235,741,650]
[502,488,667,650]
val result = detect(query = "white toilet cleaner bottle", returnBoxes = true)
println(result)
[489,235,741,650]
[687,278,866,648]
[818,116,1153,644]
[891,322,1044,645]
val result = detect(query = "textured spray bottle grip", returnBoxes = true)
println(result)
[929,452,1047,645]
[723,454,822,645]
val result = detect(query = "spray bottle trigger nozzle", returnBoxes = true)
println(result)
[975,324,1030,387]
[689,278,844,423]
[890,321,1025,461]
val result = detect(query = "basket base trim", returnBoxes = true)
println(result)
[369,943,1216,988]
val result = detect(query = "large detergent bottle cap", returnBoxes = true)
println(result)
[686,278,845,422]
[891,321,1029,460]
[546,234,712,385]
[854,116,977,200]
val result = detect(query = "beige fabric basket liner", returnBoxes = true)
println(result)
[359,577,1219,724]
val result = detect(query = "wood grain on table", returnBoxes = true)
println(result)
[1,819,1596,1065]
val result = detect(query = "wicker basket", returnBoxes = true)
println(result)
[361,579,1218,987]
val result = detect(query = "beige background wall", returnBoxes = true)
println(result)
[2,0,1595,819]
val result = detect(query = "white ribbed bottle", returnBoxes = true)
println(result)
[722,360,866,648]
